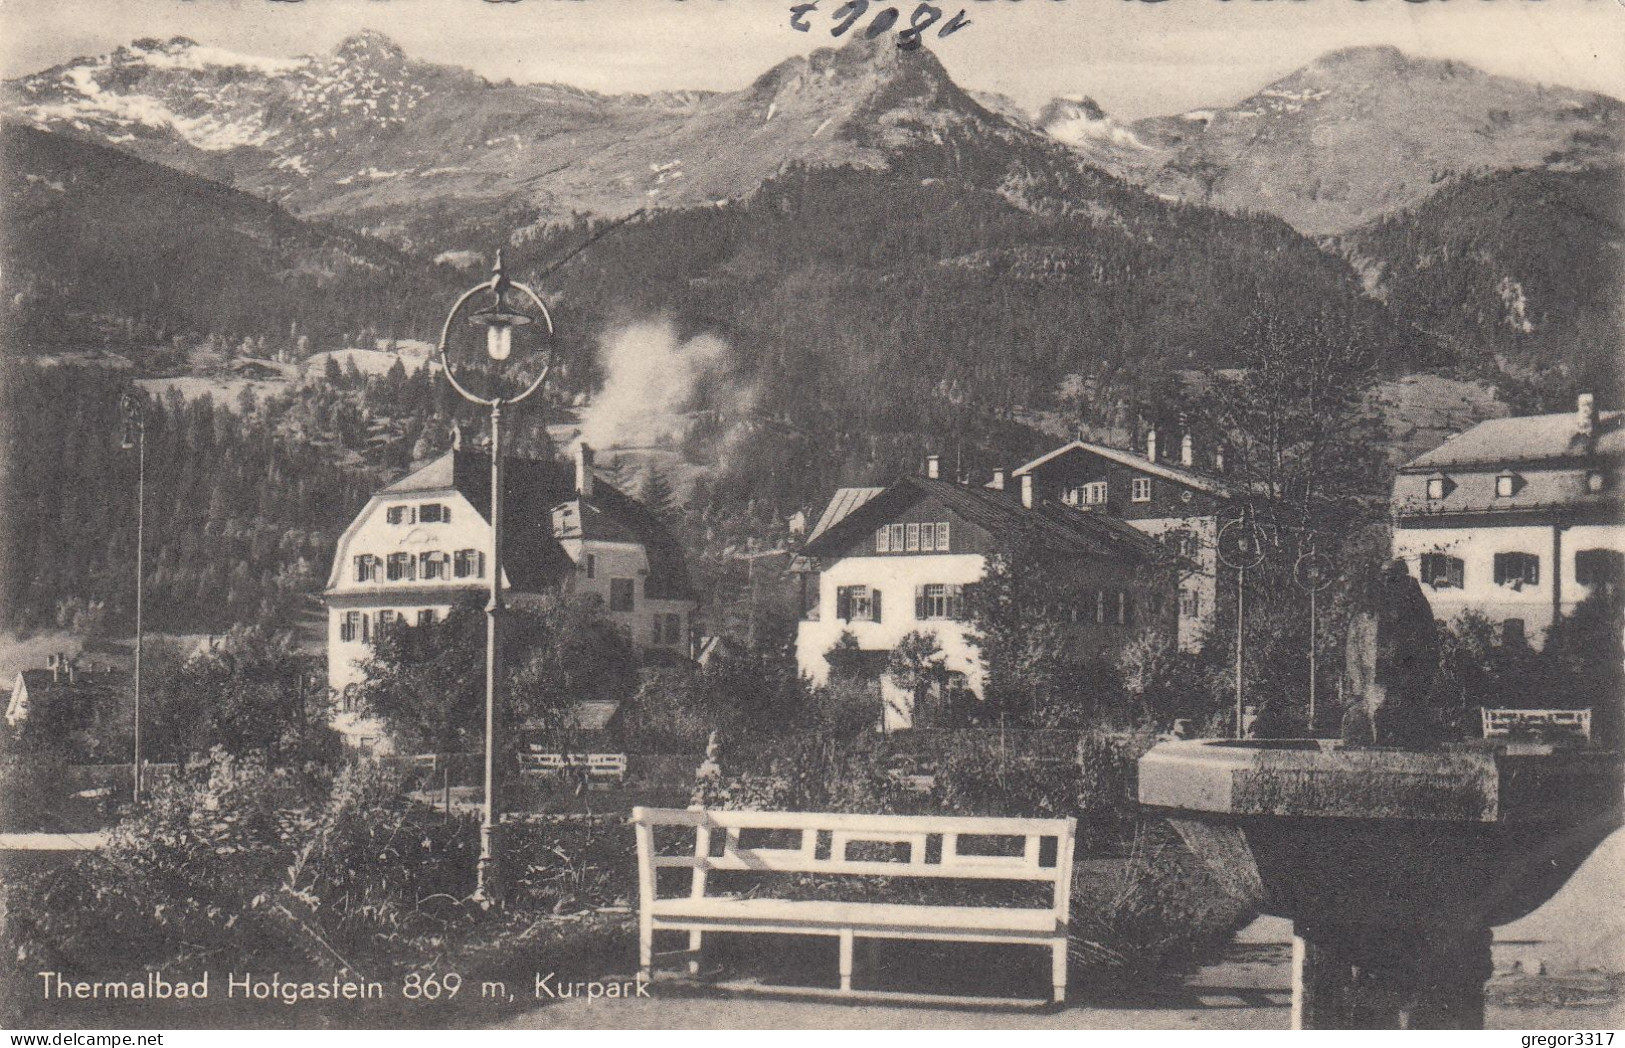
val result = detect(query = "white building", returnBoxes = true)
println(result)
[1391,394,1623,648]
[324,443,695,750]
[1010,431,1240,653]
[795,458,1170,731]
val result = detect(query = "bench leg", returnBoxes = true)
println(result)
[1051,940,1067,1004]
[687,930,703,975]
[838,930,854,992]
[639,916,653,983]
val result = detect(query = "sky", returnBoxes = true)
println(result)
[0,0,1620,120]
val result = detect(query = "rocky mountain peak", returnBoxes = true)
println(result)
[333,30,407,64]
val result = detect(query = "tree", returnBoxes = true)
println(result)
[147,626,330,763]
[963,544,1134,728]
[640,466,677,520]
[886,630,945,727]
[356,593,639,758]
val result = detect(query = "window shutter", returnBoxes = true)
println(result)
[443,505,451,524]
[915,586,926,619]
[871,589,882,622]
[1450,558,1464,588]
[947,584,962,620]
[477,551,486,579]
[354,556,365,582]
[877,527,890,553]
[1524,556,1539,585]
[360,614,370,644]
[836,587,851,621]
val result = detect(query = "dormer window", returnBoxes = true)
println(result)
[1495,472,1523,498]
[1426,475,1453,501]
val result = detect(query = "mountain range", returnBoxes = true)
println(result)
[2,31,1620,401]
[9,33,1619,243]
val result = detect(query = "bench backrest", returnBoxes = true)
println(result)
[632,807,1076,916]
[1481,708,1591,740]
[519,751,628,776]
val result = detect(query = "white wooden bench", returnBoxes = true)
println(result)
[631,807,1076,1005]
[1481,708,1592,741]
[519,751,628,782]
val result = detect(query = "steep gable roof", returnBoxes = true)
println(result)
[1012,440,1240,498]
[801,475,1164,563]
[369,451,691,599]
[806,487,885,544]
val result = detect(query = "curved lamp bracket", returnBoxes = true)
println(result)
[436,276,555,408]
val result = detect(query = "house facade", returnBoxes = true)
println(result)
[795,458,1172,731]
[1011,430,1238,652]
[324,443,695,751]
[1391,394,1624,648]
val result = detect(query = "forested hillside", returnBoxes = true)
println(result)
[1340,166,1624,403]
[515,165,1436,510]
[0,123,461,354]
[0,363,455,635]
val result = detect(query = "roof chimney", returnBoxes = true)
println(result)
[925,454,940,480]
[47,653,60,682]
[1578,393,1597,443]
[1214,445,1226,474]
[989,468,1006,491]
[576,442,595,500]
[1020,473,1035,510]
[1146,429,1158,463]
[67,658,77,685]
[1181,433,1193,468]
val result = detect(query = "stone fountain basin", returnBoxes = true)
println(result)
[1139,739,1623,935]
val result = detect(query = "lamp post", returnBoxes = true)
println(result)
[1293,538,1334,737]
[119,391,146,803]
[437,250,554,907]
[1217,511,1264,740]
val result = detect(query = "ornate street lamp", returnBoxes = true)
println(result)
[437,250,554,906]
[119,390,146,803]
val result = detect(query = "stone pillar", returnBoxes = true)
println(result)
[1291,923,1492,1030]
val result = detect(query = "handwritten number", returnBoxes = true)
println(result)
[897,3,939,49]
[831,0,868,36]
[866,7,900,39]
[790,1,819,32]
[937,9,970,37]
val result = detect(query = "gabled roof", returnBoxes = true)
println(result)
[1012,440,1240,498]
[806,487,885,544]
[800,475,1164,563]
[368,452,692,600]
[1403,410,1624,471]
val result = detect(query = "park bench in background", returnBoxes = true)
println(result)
[631,806,1076,1005]
[1481,708,1591,741]
[519,750,628,783]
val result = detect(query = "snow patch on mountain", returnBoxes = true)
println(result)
[1036,96,1147,150]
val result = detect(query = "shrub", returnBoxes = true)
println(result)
[1068,822,1256,985]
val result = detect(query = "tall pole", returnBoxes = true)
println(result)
[1235,565,1245,740]
[133,419,145,802]
[477,401,505,905]
[1307,586,1317,736]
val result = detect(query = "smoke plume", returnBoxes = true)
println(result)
[577,320,753,458]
